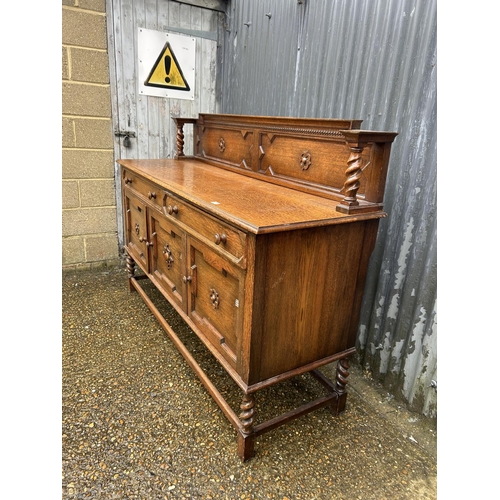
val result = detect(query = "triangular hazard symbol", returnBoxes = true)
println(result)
[144,41,190,91]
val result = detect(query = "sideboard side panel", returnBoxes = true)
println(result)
[249,223,369,384]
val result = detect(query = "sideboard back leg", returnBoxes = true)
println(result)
[237,393,255,462]
[332,357,350,415]
[126,253,136,293]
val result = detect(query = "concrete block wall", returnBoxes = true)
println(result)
[62,0,120,270]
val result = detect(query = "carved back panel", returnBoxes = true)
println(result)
[173,114,397,214]
[195,114,362,199]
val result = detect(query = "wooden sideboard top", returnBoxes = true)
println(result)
[118,158,386,234]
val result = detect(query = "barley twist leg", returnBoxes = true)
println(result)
[237,393,255,461]
[332,357,350,415]
[126,253,136,292]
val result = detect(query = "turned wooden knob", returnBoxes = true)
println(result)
[167,205,179,215]
[146,232,156,247]
[148,191,157,199]
[125,177,132,184]
[215,233,227,245]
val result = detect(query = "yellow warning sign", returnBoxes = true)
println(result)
[144,42,190,91]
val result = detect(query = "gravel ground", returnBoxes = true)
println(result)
[62,266,437,499]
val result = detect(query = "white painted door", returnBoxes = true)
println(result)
[106,0,225,246]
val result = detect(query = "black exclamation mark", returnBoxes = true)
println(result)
[164,55,171,83]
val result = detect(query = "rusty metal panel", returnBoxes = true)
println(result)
[221,0,437,417]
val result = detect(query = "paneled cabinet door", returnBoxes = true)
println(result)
[186,237,244,370]
[149,210,187,310]
[124,189,149,272]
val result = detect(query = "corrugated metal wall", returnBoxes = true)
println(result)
[220,0,437,417]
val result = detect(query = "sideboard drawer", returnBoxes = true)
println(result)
[122,169,163,210]
[163,193,247,264]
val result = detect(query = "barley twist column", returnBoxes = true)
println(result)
[126,253,136,292]
[332,357,350,415]
[237,393,255,461]
[342,146,364,207]
[175,122,185,159]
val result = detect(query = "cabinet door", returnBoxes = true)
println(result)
[123,189,149,272]
[186,237,244,369]
[149,210,187,310]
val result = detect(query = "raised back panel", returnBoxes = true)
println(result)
[194,114,363,201]
[173,114,397,214]
[198,124,255,171]
[258,130,355,198]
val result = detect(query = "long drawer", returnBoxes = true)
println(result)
[163,192,247,267]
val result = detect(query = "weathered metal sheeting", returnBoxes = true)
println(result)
[221,0,437,417]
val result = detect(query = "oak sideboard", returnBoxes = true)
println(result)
[118,113,397,461]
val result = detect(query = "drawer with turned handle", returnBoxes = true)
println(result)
[122,169,163,210]
[163,193,246,265]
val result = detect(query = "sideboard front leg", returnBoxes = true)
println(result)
[332,357,350,415]
[126,253,136,292]
[237,393,256,462]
